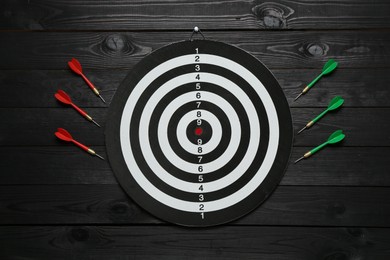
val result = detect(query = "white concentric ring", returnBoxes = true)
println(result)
[120,54,279,212]
[176,110,222,154]
[156,90,240,174]
[139,74,252,190]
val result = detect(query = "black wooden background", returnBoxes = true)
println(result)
[1,0,390,259]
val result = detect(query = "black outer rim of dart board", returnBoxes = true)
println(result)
[105,39,293,227]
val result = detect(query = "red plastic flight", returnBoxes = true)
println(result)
[68,58,106,104]
[55,90,101,127]
[55,128,105,160]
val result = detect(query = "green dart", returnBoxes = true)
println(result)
[294,130,345,164]
[298,96,344,134]
[294,59,338,101]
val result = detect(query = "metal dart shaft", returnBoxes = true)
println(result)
[95,153,105,160]
[294,86,309,101]
[87,148,105,160]
[297,126,307,134]
[85,114,101,128]
[294,156,305,164]
[83,74,106,104]
[297,121,314,135]
[91,119,101,128]
[294,92,303,101]
[294,151,312,164]
[98,94,106,104]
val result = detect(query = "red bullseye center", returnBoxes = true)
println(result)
[194,127,203,136]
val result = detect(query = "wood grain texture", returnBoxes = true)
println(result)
[1,0,390,30]
[1,31,390,70]
[1,226,389,260]
[0,108,388,146]
[0,147,388,186]
[1,68,389,108]
[1,0,390,258]
[0,185,390,226]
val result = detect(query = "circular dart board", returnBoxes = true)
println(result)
[105,40,293,227]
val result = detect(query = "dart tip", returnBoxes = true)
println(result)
[294,156,305,164]
[95,153,105,160]
[294,92,303,101]
[98,94,106,104]
[92,119,101,128]
[297,126,306,134]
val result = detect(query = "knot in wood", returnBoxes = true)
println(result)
[323,251,349,260]
[327,202,346,217]
[111,202,130,214]
[252,2,294,28]
[347,228,364,238]
[71,228,90,242]
[301,42,329,57]
[102,34,134,55]
[3,10,12,18]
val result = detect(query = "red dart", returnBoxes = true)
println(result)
[55,90,101,128]
[55,128,105,160]
[68,58,106,104]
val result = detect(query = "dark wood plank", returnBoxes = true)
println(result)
[0,108,106,146]
[0,70,124,108]
[280,68,390,107]
[1,68,389,108]
[1,0,390,30]
[0,146,110,185]
[0,108,388,146]
[1,185,390,226]
[1,226,389,260]
[291,108,390,147]
[285,147,390,186]
[1,31,390,70]
[0,147,388,187]
[0,184,159,225]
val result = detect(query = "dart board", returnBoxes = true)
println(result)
[105,39,293,227]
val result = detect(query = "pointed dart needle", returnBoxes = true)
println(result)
[68,58,106,104]
[294,92,304,101]
[294,130,345,164]
[297,96,344,135]
[294,59,338,102]
[297,126,307,134]
[55,128,105,160]
[55,89,101,128]
[97,94,106,104]
[94,153,105,160]
[294,156,305,164]
[294,92,306,101]
[91,119,101,128]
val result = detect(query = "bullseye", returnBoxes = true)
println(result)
[105,39,293,227]
[194,127,203,136]
[186,119,212,145]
